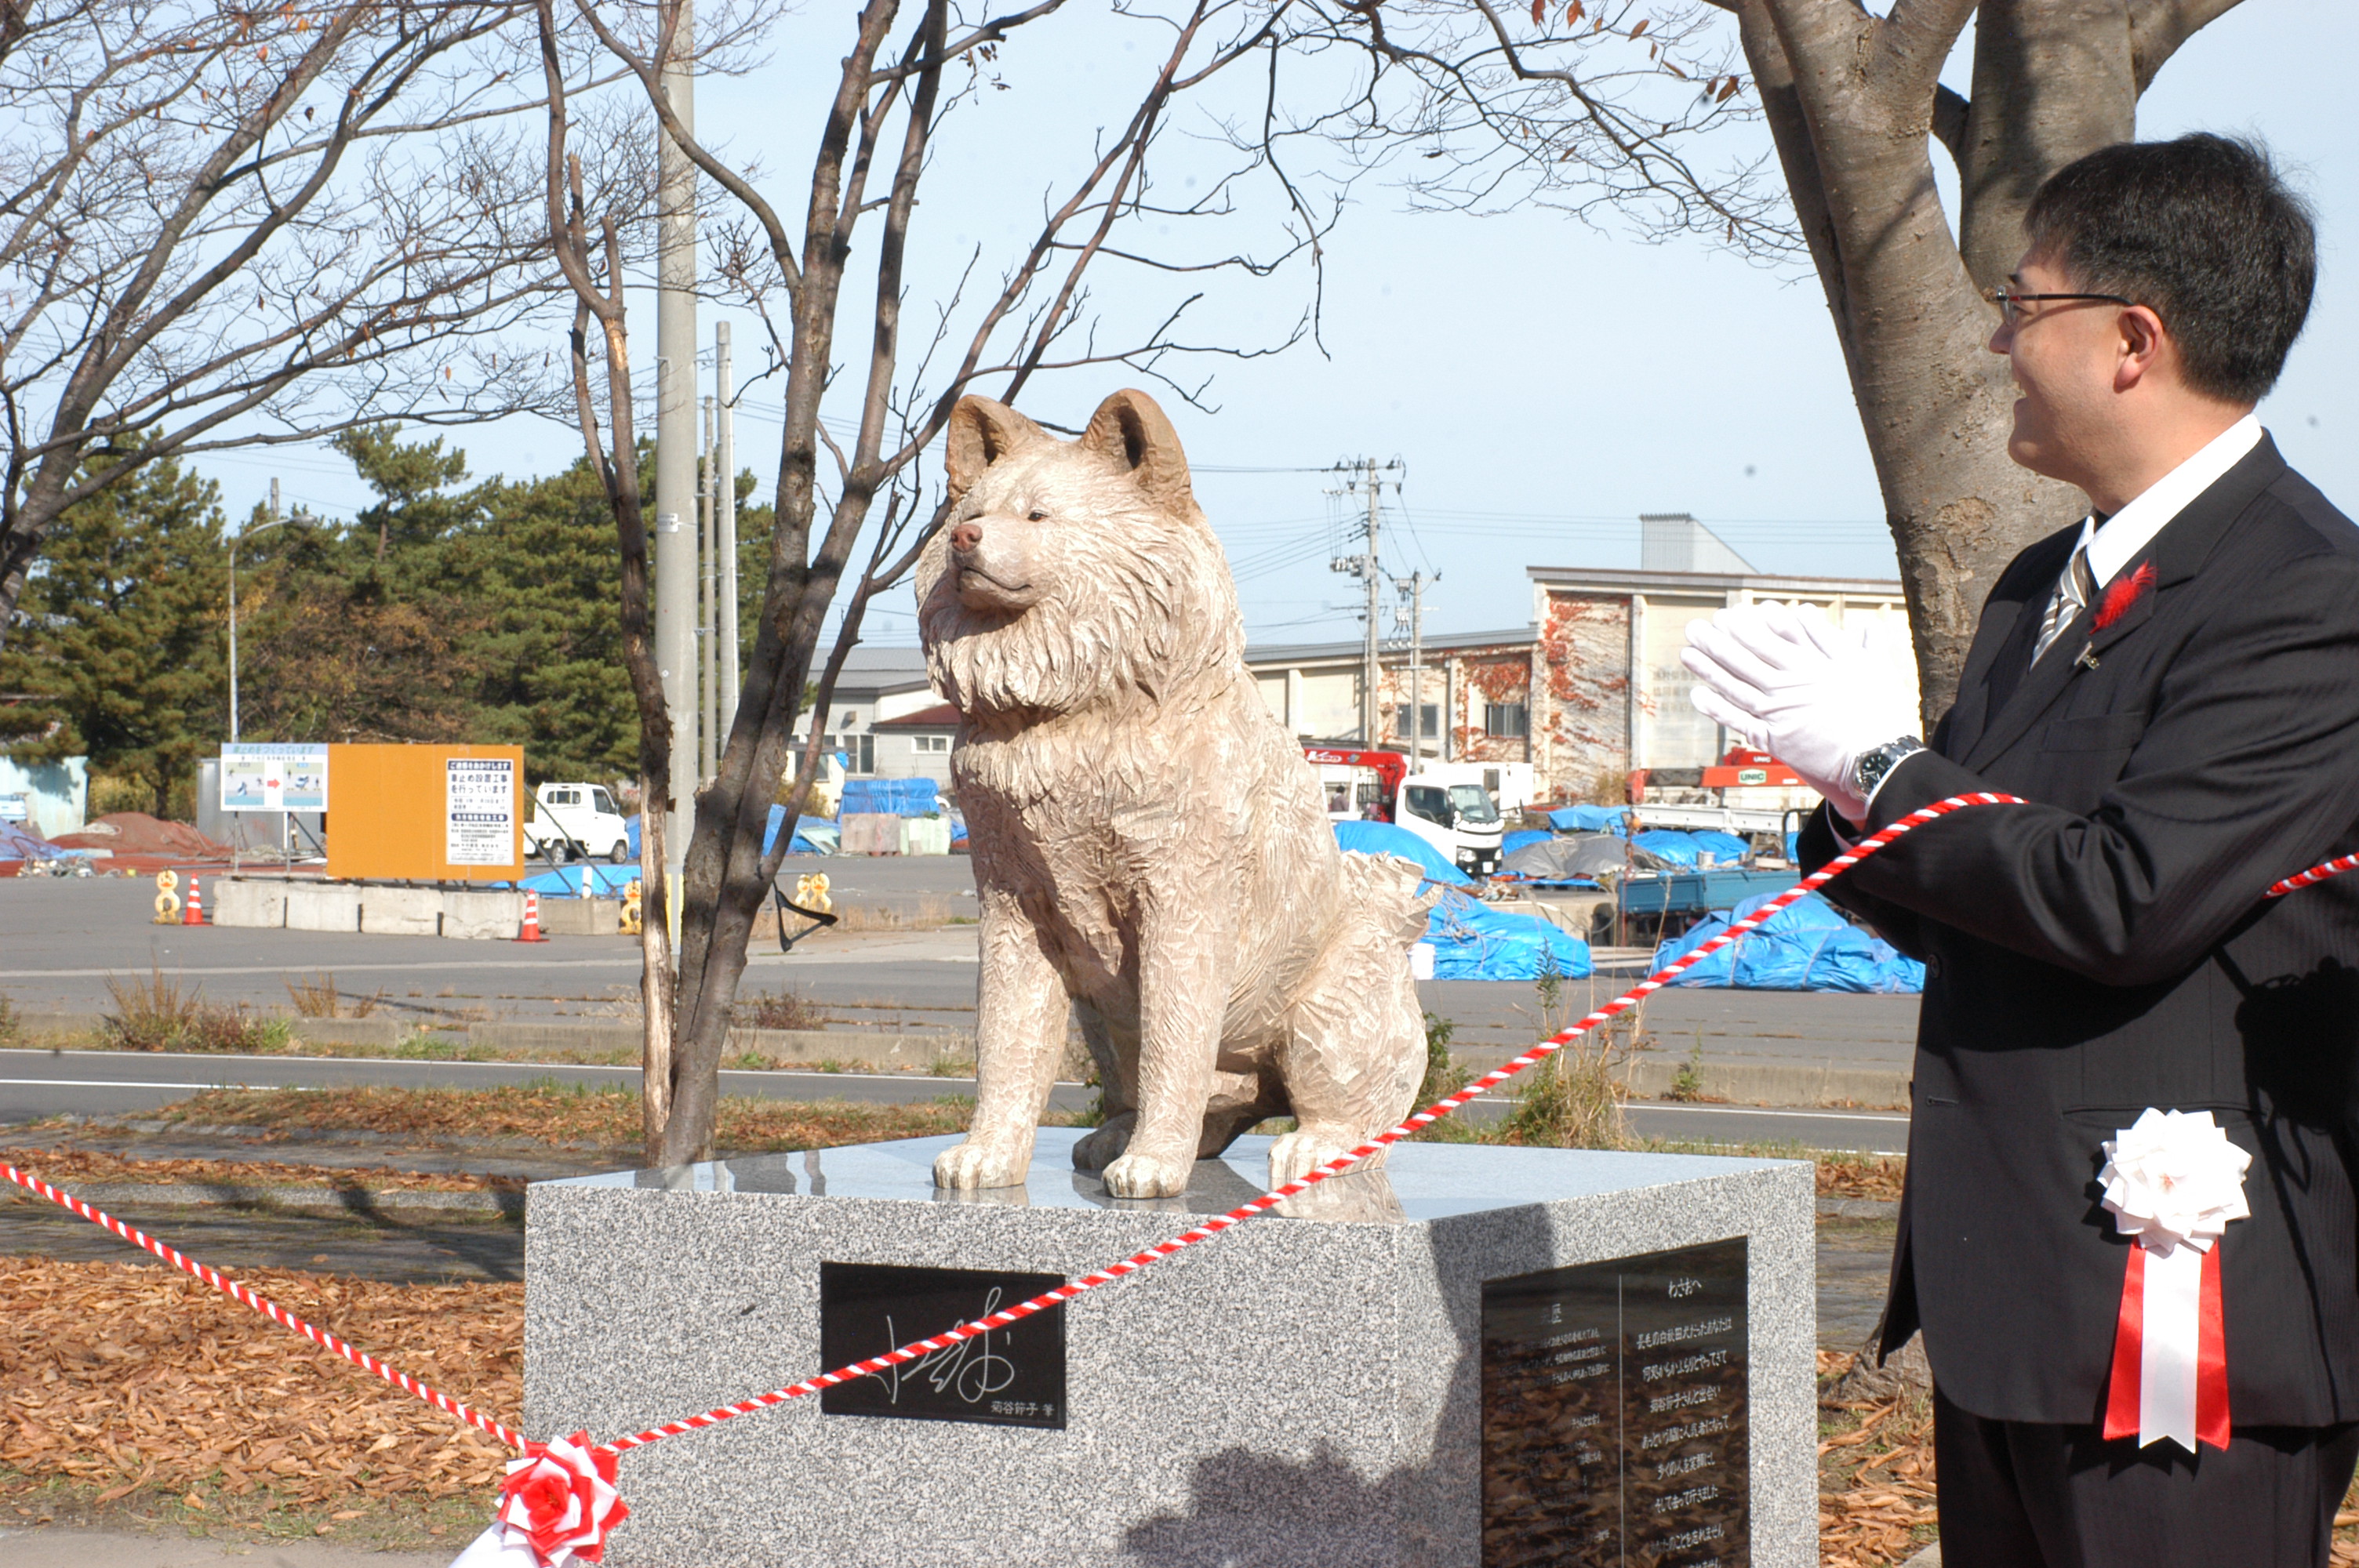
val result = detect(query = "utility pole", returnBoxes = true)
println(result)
[700,394,717,785]
[653,0,697,937]
[1328,459,1403,745]
[715,321,739,744]
[1396,570,1432,760]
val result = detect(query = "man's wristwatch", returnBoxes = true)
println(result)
[1851,736,1927,808]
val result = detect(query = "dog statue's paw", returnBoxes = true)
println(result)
[933,1137,1029,1191]
[1070,1116,1133,1174]
[1101,1149,1191,1200]
[1267,1127,1372,1187]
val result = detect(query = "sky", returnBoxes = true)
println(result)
[187,0,2359,653]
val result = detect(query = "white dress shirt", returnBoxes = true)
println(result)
[2067,413,2263,599]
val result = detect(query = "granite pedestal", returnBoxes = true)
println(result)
[525,1131,1815,1567]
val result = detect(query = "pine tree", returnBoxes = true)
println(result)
[0,453,227,814]
[457,451,645,782]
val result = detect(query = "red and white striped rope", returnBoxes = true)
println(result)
[0,1160,524,1450]
[2266,850,2359,896]
[13,788,2359,1465]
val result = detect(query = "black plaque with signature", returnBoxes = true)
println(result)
[818,1261,1068,1430]
[1481,1236,1748,1568]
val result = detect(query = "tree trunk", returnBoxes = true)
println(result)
[1733,0,2237,717]
[1825,1310,1933,1406]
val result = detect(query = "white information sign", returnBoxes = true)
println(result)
[445,757,517,867]
[220,743,329,812]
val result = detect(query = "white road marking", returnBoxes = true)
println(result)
[0,1079,321,1091]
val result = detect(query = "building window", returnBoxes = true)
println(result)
[914,735,950,754]
[1486,702,1528,739]
[828,733,875,773]
[1393,703,1440,740]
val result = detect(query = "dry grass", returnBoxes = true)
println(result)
[1489,987,1650,1152]
[736,986,827,1031]
[825,895,955,932]
[0,1147,514,1194]
[128,1083,1006,1150]
[282,974,383,1022]
[0,1258,516,1523]
[102,966,290,1054]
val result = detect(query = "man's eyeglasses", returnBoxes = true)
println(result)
[1986,286,2135,326]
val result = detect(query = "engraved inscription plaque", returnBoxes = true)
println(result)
[1481,1237,1748,1568]
[818,1261,1067,1429]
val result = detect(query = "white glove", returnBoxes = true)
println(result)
[1681,601,1920,822]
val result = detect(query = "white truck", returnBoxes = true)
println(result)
[1395,774,1507,877]
[524,782,632,863]
[1302,747,1524,877]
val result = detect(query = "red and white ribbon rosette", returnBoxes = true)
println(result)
[448,1432,629,1568]
[2098,1108,2251,1452]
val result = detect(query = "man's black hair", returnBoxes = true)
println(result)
[2025,133,2316,405]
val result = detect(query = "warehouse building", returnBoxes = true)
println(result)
[1245,521,1910,804]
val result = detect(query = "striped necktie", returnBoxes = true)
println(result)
[2032,541,2095,664]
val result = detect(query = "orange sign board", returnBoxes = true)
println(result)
[323,744,525,883]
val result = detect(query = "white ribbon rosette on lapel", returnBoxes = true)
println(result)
[2096,1108,2252,1452]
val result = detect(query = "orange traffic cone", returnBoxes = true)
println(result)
[183,875,205,926]
[518,888,547,943]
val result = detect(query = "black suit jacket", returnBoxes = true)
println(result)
[1801,435,2359,1427]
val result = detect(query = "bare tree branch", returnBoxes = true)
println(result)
[563,0,1336,1161]
[2128,0,2250,93]
[0,0,618,651]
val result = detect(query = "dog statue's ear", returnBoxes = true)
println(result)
[945,397,1045,503]
[1080,389,1194,516]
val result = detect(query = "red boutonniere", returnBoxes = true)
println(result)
[2094,561,2157,630]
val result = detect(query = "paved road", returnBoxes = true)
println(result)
[5,877,1923,1074]
[0,1047,1910,1153]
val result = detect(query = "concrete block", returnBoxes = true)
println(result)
[526,1132,1816,1568]
[287,1017,409,1047]
[468,1020,626,1055]
[358,887,441,936]
[724,1027,973,1069]
[838,813,901,855]
[9,1011,107,1042]
[536,897,621,938]
[443,888,522,940]
[899,816,953,856]
[210,879,286,929]
[284,883,362,933]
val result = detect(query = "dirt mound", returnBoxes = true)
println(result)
[48,811,232,858]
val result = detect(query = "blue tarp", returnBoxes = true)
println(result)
[1501,829,1552,856]
[762,805,844,855]
[1633,829,1703,866]
[1548,804,1630,834]
[0,821,64,861]
[625,814,641,858]
[1650,891,1925,993]
[841,778,940,817]
[1331,820,1474,888]
[1690,829,1751,863]
[1424,889,1593,981]
[517,864,638,897]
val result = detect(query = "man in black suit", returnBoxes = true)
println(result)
[1684,136,2359,1566]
